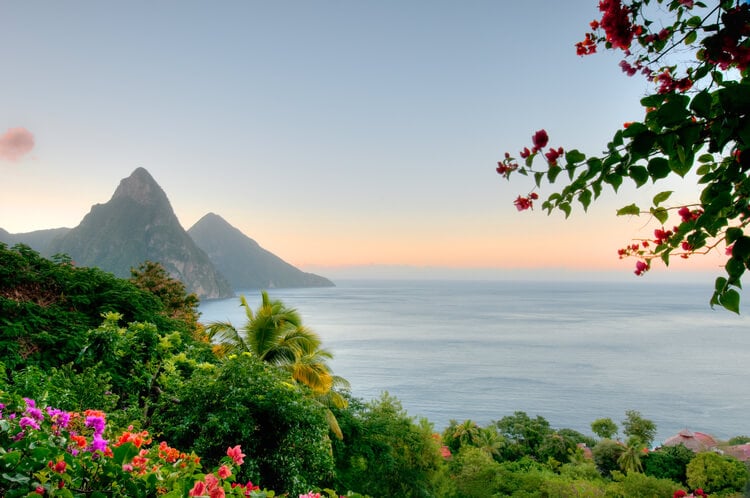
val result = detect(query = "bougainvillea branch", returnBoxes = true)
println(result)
[496,0,750,313]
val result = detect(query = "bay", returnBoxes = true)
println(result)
[198,279,750,443]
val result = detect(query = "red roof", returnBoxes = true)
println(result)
[663,429,717,452]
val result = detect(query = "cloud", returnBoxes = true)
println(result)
[0,127,35,162]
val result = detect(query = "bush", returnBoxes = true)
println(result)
[153,353,335,495]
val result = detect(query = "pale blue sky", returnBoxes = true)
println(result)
[0,1,721,277]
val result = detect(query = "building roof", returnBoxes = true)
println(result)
[662,429,717,452]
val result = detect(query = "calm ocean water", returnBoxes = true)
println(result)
[198,279,750,443]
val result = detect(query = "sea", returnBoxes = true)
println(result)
[198,278,750,444]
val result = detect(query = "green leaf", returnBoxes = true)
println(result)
[641,94,666,108]
[605,173,623,192]
[731,236,750,261]
[630,131,657,158]
[652,191,673,206]
[564,149,586,165]
[629,165,649,187]
[651,207,669,224]
[578,189,592,211]
[684,30,697,45]
[617,204,641,216]
[548,167,561,183]
[622,122,648,138]
[669,156,692,177]
[560,202,572,218]
[726,257,745,279]
[697,153,714,163]
[720,288,741,314]
[534,172,544,188]
[112,442,139,465]
[655,98,690,128]
[726,228,744,245]
[690,90,712,118]
[647,157,671,180]
[715,276,728,293]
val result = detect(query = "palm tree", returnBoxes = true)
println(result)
[618,437,645,474]
[475,426,504,459]
[206,291,348,437]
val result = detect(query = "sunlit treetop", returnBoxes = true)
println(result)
[497,0,750,313]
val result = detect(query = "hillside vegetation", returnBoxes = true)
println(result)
[1,243,748,497]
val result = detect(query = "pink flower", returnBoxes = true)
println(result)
[634,260,649,276]
[189,481,207,497]
[227,445,245,465]
[217,464,232,479]
[205,473,219,490]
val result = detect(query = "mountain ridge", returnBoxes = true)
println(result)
[188,212,334,291]
[1,168,334,297]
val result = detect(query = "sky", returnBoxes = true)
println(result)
[0,1,727,280]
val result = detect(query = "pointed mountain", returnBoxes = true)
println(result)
[188,213,334,290]
[47,168,233,299]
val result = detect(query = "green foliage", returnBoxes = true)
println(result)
[497,1,750,312]
[591,417,618,440]
[607,471,682,498]
[686,451,750,494]
[152,353,335,496]
[642,444,695,485]
[331,392,445,497]
[622,410,657,447]
[495,411,553,461]
[0,243,200,374]
[129,260,201,335]
[448,446,503,497]
[592,439,625,478]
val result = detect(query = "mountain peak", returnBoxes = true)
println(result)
[111,167,168,206]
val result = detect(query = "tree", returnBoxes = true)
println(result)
[686,451,750,494]
[495,411,553,461]
[496,0,750,312]
[206,291,335,394]
[592,439,626,478]
[622,410,657,448]
[330,392,445,497]
[591,417,619,440]
[206,291,349,439]
[618,436,646,474]
[129,260,200,335]
[643,443,695,485]
[152,353,335,495]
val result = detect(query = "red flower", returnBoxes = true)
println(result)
[545,147,564,165]
[576,33,598,56]
[598,0,637,50]
[673,491,687,498]
[520,147,531,158]
[532,130,549,152]
[514,195,533,211]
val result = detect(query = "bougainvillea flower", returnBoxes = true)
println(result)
[531,130,549,151]
[227,445,245,465]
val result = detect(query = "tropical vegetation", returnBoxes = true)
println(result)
[2,242,749,497]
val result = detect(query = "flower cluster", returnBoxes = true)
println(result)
[673,488,707,498]
[514,193,538,211]
[598,0,639,50]
[701,5,750,71]
[0,397,275,497]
